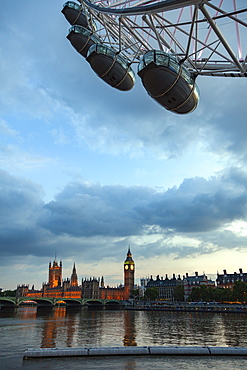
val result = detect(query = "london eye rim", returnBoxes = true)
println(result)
[76,0,247,77]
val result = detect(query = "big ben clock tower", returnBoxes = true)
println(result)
[124,247,135,299]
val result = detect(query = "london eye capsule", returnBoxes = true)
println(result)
[61,1,89,28]
[138,51,200,114]
[86,44,135,91]
[67,26,101,58]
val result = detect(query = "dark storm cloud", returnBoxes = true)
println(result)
[0,170,43,221]
[139,177,247,233]
[38,182,153,237]
[39,167,247,237]
[1,166,247,263]
[0,170,51,259]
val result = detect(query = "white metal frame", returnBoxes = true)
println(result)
[76,0,247,77]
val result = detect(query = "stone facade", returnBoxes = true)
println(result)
[147,274,183,301]
[16,248,135,300]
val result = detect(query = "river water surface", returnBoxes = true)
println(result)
[1,306,247,369]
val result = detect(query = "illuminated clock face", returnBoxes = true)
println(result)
[125,265,129,270]
[130,265,134,270]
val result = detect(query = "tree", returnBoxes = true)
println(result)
[233,280,247,303]
[173,284,184,301]
[190,287,200,301]
[212,287,224,302]
[131,289,140,300]
[0,290,16,297]
[144,287,159,301]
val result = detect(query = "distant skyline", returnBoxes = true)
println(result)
[1,1,247,290]
[13,254,246,293]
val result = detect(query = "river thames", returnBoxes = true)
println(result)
[1,306,247,369]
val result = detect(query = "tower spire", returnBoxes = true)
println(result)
[124,247,135,299]
[71,262,78,286]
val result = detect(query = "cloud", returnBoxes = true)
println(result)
[0,170,47,259]
[1,166,247,263]
[138,173,247,233]
[0,119,18,137]
[38,182,149,237]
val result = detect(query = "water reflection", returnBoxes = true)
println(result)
[141,311,237,346]
[65,308,81,347]
[39,307,66,347]
[123,310,137,346]
[31,309,247,348]
[2,307,247,351]
[221,314,247,347]
[0,306,16,318]
[124,359,137,370]
[17,307,37,320]
[2,308,247,370]
[35,308,139,349]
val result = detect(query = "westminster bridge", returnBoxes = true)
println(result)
[0,297,126,308]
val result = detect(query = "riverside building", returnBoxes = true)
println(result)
[144,271,215,301]
[216,268,247,289]
[146,274,183,301]
[183,272,215,300]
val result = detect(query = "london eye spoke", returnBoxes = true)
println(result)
[76,0,247,76]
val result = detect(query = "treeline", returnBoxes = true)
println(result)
[0,290,16,297]
[190,280,247,303]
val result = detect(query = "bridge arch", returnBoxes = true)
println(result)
[0,297,16,306]
[84,299,104,306]
[18,297,54,306]
[56,298,82,306]
[105,300,123,309]
[105,299,121,305]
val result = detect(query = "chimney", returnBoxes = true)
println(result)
[223,270,227,275]
[195,271,198,277]
[186,273,188,278]
[240,268,243,274]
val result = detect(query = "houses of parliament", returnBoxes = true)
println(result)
[16,248,135,301]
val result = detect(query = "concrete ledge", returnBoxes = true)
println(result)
[23,346,247,359]
[209,347,247,356]
[24,347,89,358]
[89,346,149,356]
[149,346,210,355]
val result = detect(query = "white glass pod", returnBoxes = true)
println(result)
[138,51,200,114]
[67,26,101,58]
[87,44,135,91]
[61,1,96,31]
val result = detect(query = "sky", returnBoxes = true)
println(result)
[0,0,247,290]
